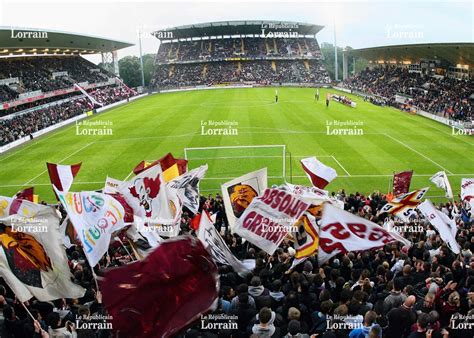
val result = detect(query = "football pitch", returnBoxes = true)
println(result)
[0,87,473,202]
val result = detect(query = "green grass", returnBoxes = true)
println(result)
[1,87,473,203]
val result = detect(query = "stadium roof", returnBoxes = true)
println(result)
[0,26,133,56]
[348,43,474,66]
[152,20,324,40]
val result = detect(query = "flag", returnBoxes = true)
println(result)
[197,211,250,277]
[234,188,309,255]
[430,171,453,199]
[418,200,460,254]
[133,153,188,176]
[293,209,319,259]
[118,165,177,227]
[300,157,337,189]
[221,168,267,230]
[56,188,127,267]
[133,160,154,175]
[163,163,180,182]
[14,187,34,202]
[46,162,81,194]
[0,201,85,302]
[461,178,474,210]
[99,236,218,338]
[104,176,124,194]
[167,165,208,214]
[393,170,413,195]
[280,182,345,209]
[380,188,429,222]
[0,196,25,216]
[318,203,410,265]
[58,216,79,249]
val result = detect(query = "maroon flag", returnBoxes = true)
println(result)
[46,162,81,199]
[300,157,337,189]
[132,153,188,176]
[99,236,218,337]
[393,170,413,195]
[14,187,34,202]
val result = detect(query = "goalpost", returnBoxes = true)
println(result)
[184,145,287,180]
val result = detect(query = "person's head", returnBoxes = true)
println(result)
[424,292,435,307]
[320,300,333,315]
[403,295,416,309]
[448,291,461,307]
[369,325,381,338]
[46,312,61,329]
[402,265,412,276]
[287,320,301,336]
[271,279,282,292]
[393,277,403,292]
[258,307,272,325]
[3,305,15,320]
[288,307,300,321]
[78,305,90,318]
[364,311,377,326]
[250,276,261,287]
[416,313,430,331]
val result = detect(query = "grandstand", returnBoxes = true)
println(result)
[150,20,331,88]
[340,43,474,127]
[0,27,136,148]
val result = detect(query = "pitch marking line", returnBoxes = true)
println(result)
[22,142,95,186]
[331,155,351,176]
[382,133,453,174]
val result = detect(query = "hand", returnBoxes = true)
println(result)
[441,328,449,338]
[34,320,41,333]
[96,290,103,304]
[426,329,433,338]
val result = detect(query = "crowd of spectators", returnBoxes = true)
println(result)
[0,188,472,337]
[156,38,324,63]
[342,66,473,122]
[0,56,113,103]
[152,60,331,88]
[0,85,134,146]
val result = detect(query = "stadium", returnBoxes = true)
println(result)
[0,3,473,338]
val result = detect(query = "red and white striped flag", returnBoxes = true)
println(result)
[46,162,81,194]
[301,157,337,189]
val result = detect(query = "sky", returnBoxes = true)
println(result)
[0,0,472,63]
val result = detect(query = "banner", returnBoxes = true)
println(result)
[290,207,320,269]
[221,168,267,230]
[197,211,250,276]
[167,165,208,214]
[104,176,124,194]
[56,188,127,267]
[0,202,85,302]
[430,171,453,199]
[119,165,177,228]
[300,157,337,189]
[461,178,474,210]
[393,170,413,195]
[418,200,460,254]
[234,188,309,255]
[380,187,429,222]
[319,203,410,264]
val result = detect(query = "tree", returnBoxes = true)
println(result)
[118,56,142,88]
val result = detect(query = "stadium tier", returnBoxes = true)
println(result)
[0,28,137,146]
[151,21,331,88]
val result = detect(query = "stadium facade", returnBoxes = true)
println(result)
[150,20,331,89]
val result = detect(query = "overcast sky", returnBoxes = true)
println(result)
[0,0,472,63]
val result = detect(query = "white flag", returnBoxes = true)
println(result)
[197,212,250,277]
[319,203,410,265]
[119,165,179,230]
[167,165,208,214]
[429,171,453,199]
[461,178,474,211]
[104,176,124,194]
[56,188,127,267]
[418,200,460,254]
[221,168,267,230]
[0,201,85,302]
[300,157,337,189]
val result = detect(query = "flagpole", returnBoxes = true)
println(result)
[116,236,136,261]
[123,170,134,181]
[21,302,35,320]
